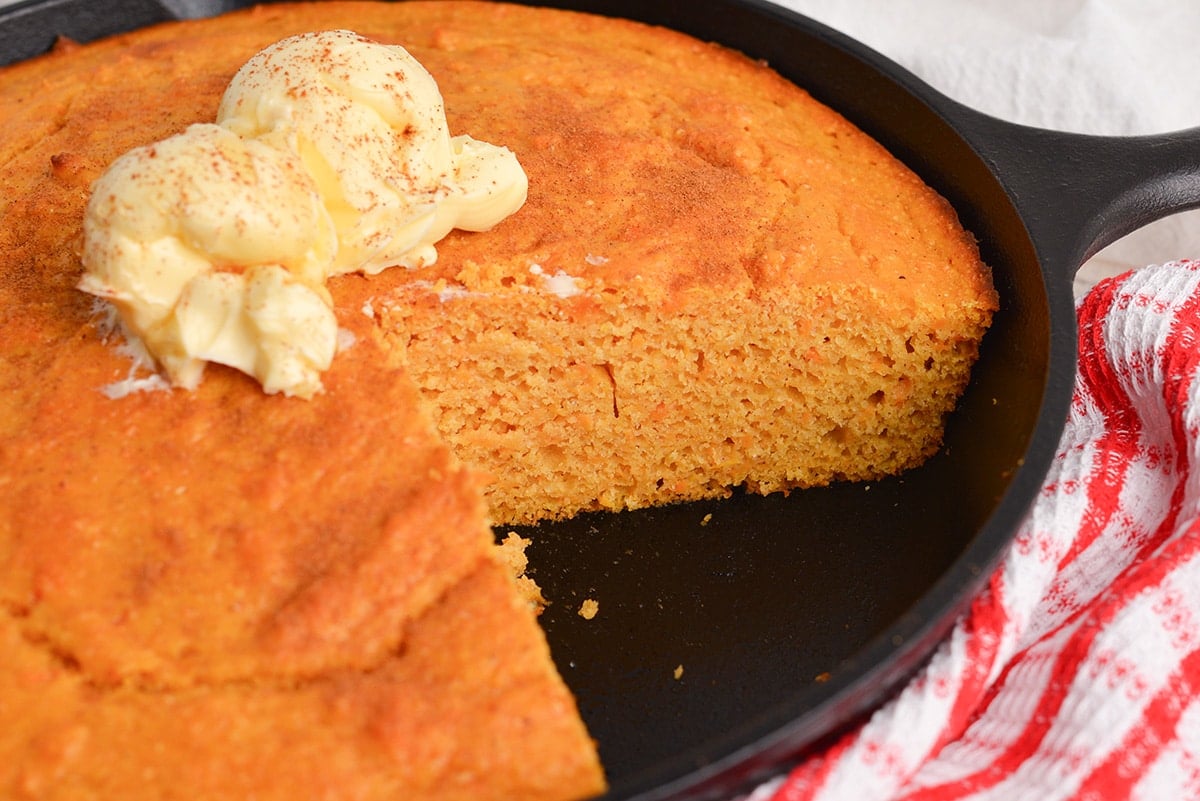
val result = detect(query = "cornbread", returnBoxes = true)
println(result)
[0,334,604,799]
[0,1,996,799]
[344,3,997,524]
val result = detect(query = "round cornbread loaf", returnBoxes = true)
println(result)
[0,2,996,799]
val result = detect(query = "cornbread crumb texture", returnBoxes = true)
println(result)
[496,531,549,613]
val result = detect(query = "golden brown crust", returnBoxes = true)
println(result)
[3,324,486,680]
[0,332,604,799]
[0,556,600,801]
[0,1,996,797]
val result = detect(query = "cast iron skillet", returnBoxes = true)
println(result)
[4,0,1200,798]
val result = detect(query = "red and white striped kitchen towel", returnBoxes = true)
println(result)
[757,259,1200,800]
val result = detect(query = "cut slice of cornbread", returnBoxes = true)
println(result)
[0,2,997,799]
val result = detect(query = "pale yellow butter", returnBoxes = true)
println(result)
[79,123,337,397]
[80,30,528,398]
[219,29,527,275]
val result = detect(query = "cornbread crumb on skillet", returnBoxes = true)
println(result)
[0,1,995,799]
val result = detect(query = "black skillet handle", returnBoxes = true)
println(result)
[951,109,1200,285]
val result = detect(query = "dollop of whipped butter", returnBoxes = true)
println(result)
[79,30,528,398]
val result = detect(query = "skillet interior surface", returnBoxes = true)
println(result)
[0,1,1067,798]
